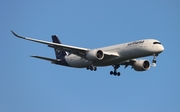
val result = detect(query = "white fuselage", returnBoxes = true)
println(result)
[11,31,164,71]
[64,39,164,68]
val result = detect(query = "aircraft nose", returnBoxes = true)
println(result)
[157,45,164,53]
[161,45,164,52]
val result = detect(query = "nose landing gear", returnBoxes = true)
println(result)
[152,54,158,67]
[110,64,121,76]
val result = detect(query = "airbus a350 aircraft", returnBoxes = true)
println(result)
[11,31,164,76]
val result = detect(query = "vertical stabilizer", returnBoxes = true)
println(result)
[51,35,67,59]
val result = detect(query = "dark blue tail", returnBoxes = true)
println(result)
[52,35,67,59]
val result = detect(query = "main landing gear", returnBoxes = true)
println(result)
[86,65,97,71]
[110,64,121,76]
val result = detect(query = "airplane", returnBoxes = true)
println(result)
[11,31,164,76]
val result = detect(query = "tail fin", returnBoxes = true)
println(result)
[52,35,67,59]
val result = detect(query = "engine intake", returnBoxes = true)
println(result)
[133,60,150,71]
[86,49,104,61]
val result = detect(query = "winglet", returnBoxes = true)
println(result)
[11,30,26,39]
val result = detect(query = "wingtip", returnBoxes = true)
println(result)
[30,55,37,57]
[11,30,17,36]
[11,30,26,39]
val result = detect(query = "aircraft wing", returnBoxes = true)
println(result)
[120,59,136,68]
[12,31,90,58]
[11,31,119,59]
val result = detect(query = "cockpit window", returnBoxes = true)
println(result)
[153,42,161,44]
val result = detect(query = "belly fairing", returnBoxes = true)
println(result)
[65,54,92,68]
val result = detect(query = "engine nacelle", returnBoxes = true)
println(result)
[86,49,104,61]
[133,60,150,71]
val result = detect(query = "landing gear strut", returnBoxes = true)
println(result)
[110,64,121,76]
[152,54,158,67]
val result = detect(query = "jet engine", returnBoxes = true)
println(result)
[133,60,150,71]
[86,49,104,61]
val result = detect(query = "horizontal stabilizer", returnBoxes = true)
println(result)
[31,55,61,62]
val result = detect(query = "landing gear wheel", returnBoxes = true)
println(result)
[94,67,97,71]
[110,64,121,76]
[152,59,157,64]
[86,65,97,71]
[90,67,93,71]
[109,68,121,76]
[152,54,158,67]
[110,71,113,75]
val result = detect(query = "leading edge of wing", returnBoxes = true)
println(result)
[11,30,89,53]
